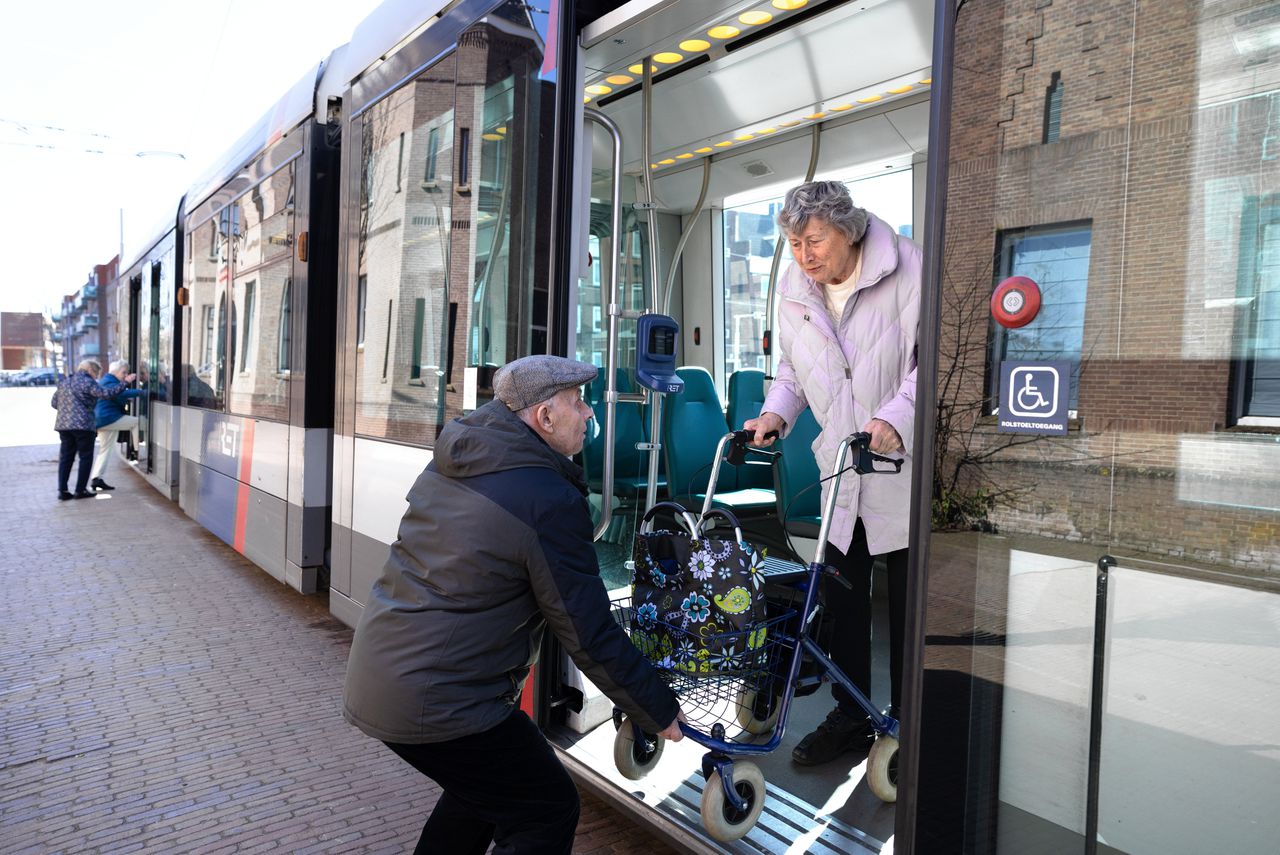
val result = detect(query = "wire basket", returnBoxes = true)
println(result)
[613,595,796,735]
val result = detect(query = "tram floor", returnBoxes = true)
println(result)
[559,572,898,850]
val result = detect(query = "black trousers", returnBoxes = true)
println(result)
[824,519,909,715]
[385,710,580,855]
[57,430,96,493]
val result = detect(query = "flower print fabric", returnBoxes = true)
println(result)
[629,523,768,676]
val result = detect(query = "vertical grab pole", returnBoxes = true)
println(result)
[584,108,624,542]
[1084,555,1115,855]
[763,125,821,379]
[639,57,665,512]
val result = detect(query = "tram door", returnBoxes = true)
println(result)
[548,0,935,852]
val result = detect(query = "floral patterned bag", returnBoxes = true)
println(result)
[629,503,768,676]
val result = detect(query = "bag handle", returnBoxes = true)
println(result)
[641,501,700,537]
[697,507,745,544]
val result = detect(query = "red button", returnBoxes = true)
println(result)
[990,276,1042,329]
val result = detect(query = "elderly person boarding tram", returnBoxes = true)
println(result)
[51,359,136,501]
[343,354,684,855]
[744,180,921,766]
[89,360,144,492]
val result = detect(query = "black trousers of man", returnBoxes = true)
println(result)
[57,429,97,495]
[385,710,580,855]
[824,518,909,715]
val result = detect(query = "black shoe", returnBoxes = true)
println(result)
[72,490,96,499]
[792,706,875,766]
[58,490,74,501]
[91,478,115,491]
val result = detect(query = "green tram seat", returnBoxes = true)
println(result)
[726,369,773,491]
[774,407,823,539]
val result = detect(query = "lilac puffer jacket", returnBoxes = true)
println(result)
[761,213,921,556]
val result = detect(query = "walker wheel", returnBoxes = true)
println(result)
[613,716,664,781]
[866,735,899,803]
[700,761,766,842]
[734,687,781,735]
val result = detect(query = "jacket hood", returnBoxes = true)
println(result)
[433,399,588,493]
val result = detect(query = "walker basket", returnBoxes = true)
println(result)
[613,596,793,733]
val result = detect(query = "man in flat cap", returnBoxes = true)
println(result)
[344,354,683,855]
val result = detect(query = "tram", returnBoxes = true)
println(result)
[108,0,1280,852]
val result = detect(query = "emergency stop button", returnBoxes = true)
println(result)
[991,276,1041,329]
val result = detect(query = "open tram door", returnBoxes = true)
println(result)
[539,0,937,851]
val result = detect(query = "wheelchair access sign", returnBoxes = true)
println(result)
[997,361,1070,435]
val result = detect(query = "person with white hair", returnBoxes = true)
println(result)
[51,359,135,500]
[744,179,922,766]
[89,360,144,491]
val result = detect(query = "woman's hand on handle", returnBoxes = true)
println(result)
[743,412,785,447]
[862,418,903,455]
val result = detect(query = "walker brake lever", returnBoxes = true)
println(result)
[849,431,904,476]
[727,429,780,465]
[823,564,854,590]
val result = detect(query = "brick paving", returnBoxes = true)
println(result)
[0,443,677,854]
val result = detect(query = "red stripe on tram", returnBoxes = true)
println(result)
[233,420,256,554]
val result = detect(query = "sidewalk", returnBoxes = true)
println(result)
[0,443,676,854]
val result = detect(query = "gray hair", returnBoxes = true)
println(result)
[109,359,130,374]
[777,180,869,244]
[76,359,102,376]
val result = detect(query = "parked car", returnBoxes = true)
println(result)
[16,367,58,386]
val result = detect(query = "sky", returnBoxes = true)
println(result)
[0,0,386,315]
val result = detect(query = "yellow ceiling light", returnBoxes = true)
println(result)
[658,158,676,164]
[779,119,803,127]
[735,133,755,140]
[583,95,592,103]
[758,127,777,134]
[585,84,612,95]
[804,111,826,120]
[919,77,932,84]
[628,63,659,74]
[653,51,683,64]
[679,39,710,52]
[739,10,773,25]
[482,133,503,141]
[497,126,507,134]
[772,0,808,8]
[605,74,634,85]
[714,140,734,147]
[888,85,914,94]
[857,95,882,103]
[708,24,740,39]
[695,146,714,153]
[676,153,694,159]
[830,104,853,111]
[650,163,658,169]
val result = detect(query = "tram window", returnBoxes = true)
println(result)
[185,217,225,410]
[277,279,292,374]
[354,56,456,444]
[226,167,294,421]
[987,223,1092,412]
[1234,197,1280,421]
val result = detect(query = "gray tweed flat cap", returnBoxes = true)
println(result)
[493,355,598,411]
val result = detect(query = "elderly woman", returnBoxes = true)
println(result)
[51,359,135,500]
[744,180,921,766]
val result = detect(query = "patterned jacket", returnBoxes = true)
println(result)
[343,400,680,743]
[51,371,127,432]
[762,213,922,556]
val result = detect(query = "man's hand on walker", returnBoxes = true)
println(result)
[743,412,785,447]
[659,712,687,742]
[863,418,903,455]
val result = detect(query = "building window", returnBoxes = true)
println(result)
[988,223,1092,412]
[1233,196,1280,421]
[1043,71,1063,144]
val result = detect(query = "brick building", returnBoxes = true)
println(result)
[0,312,51,371]
[937,0,1280,574]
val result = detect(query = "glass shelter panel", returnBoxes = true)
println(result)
[920,2,1280,852]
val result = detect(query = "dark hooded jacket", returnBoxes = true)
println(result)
[343,399,679,743]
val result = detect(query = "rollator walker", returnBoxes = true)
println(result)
[613,429,904,842]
